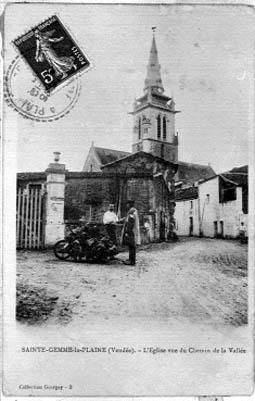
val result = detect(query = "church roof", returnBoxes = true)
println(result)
[93,146,131,165]
[177,161,215,186]
[91,147,215,184]
[101,150,177,169]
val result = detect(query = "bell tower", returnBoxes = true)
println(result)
[131,28,179,163]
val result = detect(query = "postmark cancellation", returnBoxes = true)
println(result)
[4,56,81,122]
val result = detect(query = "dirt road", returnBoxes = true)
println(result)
[17,238,248,327]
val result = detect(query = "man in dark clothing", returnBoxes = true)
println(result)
[123,207,137,265]
[123,208,136,265]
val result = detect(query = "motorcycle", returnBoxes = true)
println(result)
[53,224,118,262]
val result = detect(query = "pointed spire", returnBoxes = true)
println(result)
[144,28,164,94]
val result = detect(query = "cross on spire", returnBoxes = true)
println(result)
[144,28,164,94]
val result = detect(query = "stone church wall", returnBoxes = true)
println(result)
[17,162,175,244]
[64,175,155,222]
[64,174,115,223]
[125,177,153,214]
[64,174,172,243]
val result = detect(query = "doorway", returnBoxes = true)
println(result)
[213,221,218,238]
[189,217,193,236]
[220,221,224,238]
[159,211,166,242]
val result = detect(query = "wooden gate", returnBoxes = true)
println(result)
[16,186,46,249]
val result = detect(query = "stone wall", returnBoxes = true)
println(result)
[64,173,174,243]
[17,152,177,244]
[64,173,115,223]
[64,174,155,222]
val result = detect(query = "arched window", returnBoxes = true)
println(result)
[138,117,141,140]
[157,114,161,139]
[163,116,167,140]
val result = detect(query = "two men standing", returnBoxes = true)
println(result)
[103,201,140,265]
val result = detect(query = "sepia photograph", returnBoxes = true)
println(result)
[2,2,254,396]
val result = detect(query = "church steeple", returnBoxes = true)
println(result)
[130,28,179,163]
[144,28,164,94]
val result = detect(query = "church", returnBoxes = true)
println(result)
[82,31,214,186]
[17,30,215,246]
[79,30,215,241]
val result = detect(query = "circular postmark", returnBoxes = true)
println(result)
[4,56,81,122]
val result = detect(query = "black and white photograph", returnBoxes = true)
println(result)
[2,2,254,397]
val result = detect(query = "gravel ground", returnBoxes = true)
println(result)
[16,237,248,327]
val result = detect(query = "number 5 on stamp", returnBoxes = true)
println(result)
[13,15,91,92]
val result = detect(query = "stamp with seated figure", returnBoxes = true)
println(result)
[13,15,91,92]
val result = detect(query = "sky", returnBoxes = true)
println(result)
[4,3,254,173]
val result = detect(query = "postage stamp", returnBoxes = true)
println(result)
[13,15,90,92]
[4,56,81,122]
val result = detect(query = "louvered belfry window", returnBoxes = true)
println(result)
[157,114,161,139]
[163,116,167,140]
[138,117,142,140]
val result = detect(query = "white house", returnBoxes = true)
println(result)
[175,186,200,236]
[175,166,248,239]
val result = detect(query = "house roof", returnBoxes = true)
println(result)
[17,172,46,180]
[221,165,248,187]
[177,161,215,185]
[227,165,248,174]
[175,186,198,201]
[199,165,248,186]
[94,147,131,166]
[17,170,155,182]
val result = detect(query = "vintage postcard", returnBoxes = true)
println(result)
[2,2,254,397]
